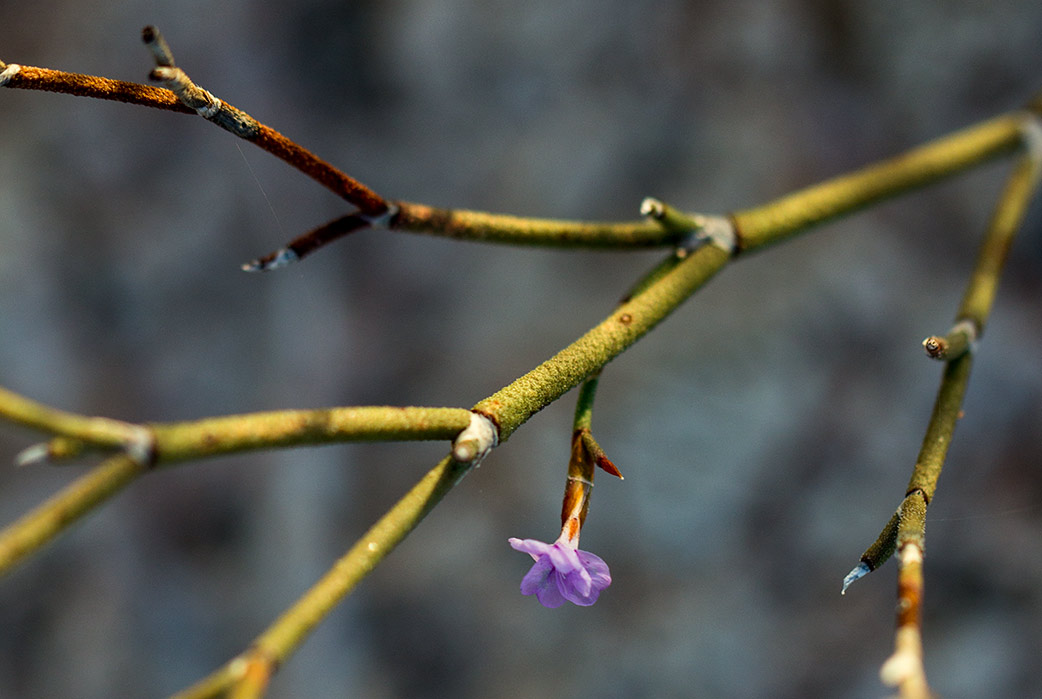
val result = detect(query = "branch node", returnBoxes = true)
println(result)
[360,203,400,230]
[0,63,22,87]
[693,215,738,254]
[125,424,158,467]
[1020,110,1042,165]
[149,65,222,118]
[922,318,977,360]
[641,198,736,255]
[451,412,498,465]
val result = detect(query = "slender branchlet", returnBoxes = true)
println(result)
[179,454,470,698]
[473,241,732,440]
[0,393,474,576]
[243,204,403,271]
[0,455,146,576]
[841,110,1042,693]
[394,201,681,248]
[139,25,391,218]
[0,386,156,466]
[848,111,1042,594]
[561,372,620,537]
[731,114,1027,252]
[571,372,623,480]
[953,113,1042,334]
[841,510,898,594]
[640,196,704,233]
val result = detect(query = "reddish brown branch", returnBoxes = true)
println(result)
[242,213,372,271]
[250,125,387,216]
[0,63,192,113]
[1,53,389,218]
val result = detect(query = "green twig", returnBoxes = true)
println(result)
[732,113,1029,252]
[150,406,473,463]
[473,241,733,439]
[0,397,474,577]
[178,455,468,698]
[842,116,1041,604]
[0,386,152,459]
[392,202,682,248]
[0,455,144,576]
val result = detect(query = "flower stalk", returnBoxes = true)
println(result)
[509,374,619,608]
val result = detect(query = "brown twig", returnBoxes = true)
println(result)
[0,31,391,219]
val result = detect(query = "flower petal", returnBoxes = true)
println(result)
[546,542,583,576]
[534,571,567,608]
[509,537,553,561]
[510,537,611,607]
[576,549,611,590]
[519,556,553,596]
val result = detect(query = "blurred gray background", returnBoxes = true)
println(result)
[2,1,1042,697]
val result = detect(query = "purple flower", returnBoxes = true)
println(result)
[508,537,611,608]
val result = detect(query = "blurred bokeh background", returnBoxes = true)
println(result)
[2,1,1042,697]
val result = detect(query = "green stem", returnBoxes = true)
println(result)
[394,202,681,248]
[903,353,974,503]
[475,243,732,440]
[858,511,900,572]
[0,386,145,451]
[182,454,469,698]
[851,119,1041,579]
[572,373,601,432]
[0,455,144,576]
[732,113,1028,252]
[956,138,1042,331]
[151,406,473,463]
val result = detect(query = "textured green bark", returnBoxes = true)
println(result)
[732,114,1025,252]
[474,243,731,440]
[152,406,474,463]
[956,147,1042,331]
[395,202,682,247]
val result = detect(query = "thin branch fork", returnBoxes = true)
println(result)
[843,112,1042,696]
[1,37,389,219]
[0,397,475,577]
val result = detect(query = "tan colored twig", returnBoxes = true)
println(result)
[879,491,932,699]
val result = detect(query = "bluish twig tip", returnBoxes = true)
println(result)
[242,247,298,272]
[841,561,871,595]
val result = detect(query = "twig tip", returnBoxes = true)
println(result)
[640,197,664,218]
[142,25,175,67]
[14,443,49,467]
[841,561,871,594]
[242,248,298,272]
[922,335,946,358]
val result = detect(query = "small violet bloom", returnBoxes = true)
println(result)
[508,536,611,608]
